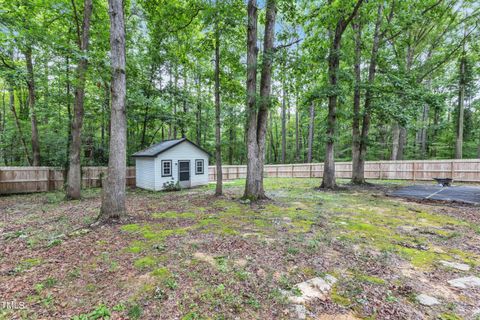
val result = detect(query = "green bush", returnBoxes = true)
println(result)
[162,180,181,192]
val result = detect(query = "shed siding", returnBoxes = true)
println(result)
[154,141,209,190]
[135,158,156,190]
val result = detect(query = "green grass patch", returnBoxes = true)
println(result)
[152,211,197,219]
[134,256,157,270]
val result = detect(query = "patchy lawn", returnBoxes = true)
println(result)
[1,178,479,319]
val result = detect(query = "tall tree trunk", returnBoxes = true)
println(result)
[321,0,364,189]
[269,114,277,163]
[66,0,93,200]
[181,70,188,138]
[100,0,127,221]
[24,46,41,166]
[196,71,202,146]
[393,41,414,161]
[391,123,400,160]
[431,102,440,157]
[455,54,465,159]
[244,0,276,200]
[140,104,149,148]
[351,20,362,182]
[281,84,287,163]
[65,55,73,171]
[9,86,32,165]
[352,3,383,184]
[244,0,260,199]
[1,88,6,165]
[173,65,178,139]
[398,126,406,160]
[228,123,234,164]
[214,6,222,196]
[295,93,300,162]
[307,101,315,163]
[256,0,276,194]
[418,100,429,159]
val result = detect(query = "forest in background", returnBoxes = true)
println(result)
[0,0,479,169]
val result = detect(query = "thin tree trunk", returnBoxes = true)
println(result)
[9,86,32,165]
[391,123,400,160]
[351,20,362,182]
[214,5,222,196]
[398,126,406,160]
[228,123,234,164]
[419,100,429,159]
[18,87,27,119]
[140,103,149,148]
[66,0,93,200]
[173,65,178,139]
[1,89,7,165]
[100,0,127,221]
[281,83,287,163]
[307,101,315,163]
[196,71,202,146]
[65,55,73,171]
[181,69,188,138]
[295,92,300,162]
[394,41,413,161]
[269,114,277,163]
[431,102,440,157]
[24,46,41,166]
[455,54,465,159]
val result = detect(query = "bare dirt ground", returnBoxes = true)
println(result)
[1,178,479,320]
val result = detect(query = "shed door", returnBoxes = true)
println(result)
[178,161,190,187]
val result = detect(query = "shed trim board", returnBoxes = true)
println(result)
[132,138,211,158]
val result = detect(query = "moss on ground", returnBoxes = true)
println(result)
[70,178,479,318]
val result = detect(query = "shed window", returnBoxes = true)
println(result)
[162,160,172,177]
[195,159,204,175]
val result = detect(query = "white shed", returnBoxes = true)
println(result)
[132,138,210,191]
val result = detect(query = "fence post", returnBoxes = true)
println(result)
[291,164,294,178]
[451,161,454,179]
[36,169,40,191]
[412,162,416,182]
[309,163,313,178]
[48,169,54,191]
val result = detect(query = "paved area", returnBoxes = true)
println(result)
[391,185,480,205]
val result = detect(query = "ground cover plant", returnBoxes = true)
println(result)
[1,178,479,319]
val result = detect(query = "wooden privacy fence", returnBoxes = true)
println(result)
[0,159,479,194]
[0,167,136,194]
[208,159,480,183]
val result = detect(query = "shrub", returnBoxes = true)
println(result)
[163,180,181,192]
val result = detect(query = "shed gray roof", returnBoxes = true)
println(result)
[132,138,210,158]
